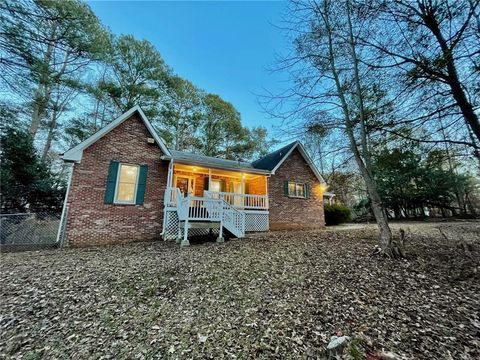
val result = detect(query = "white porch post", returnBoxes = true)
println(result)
[241,175,245,207]
[166,160,174,187]
[208,168,212,191]
[265,176,269,209]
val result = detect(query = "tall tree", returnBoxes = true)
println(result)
[361,0,480,164]
[273,0,395,254]
[160,76,203,151]
[99,35,169,118]
[0,0,110,138]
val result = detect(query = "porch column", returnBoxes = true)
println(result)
[241,174,245,207]
[208,168,212,190]
[265,177,269,209]
[166,160,174,187]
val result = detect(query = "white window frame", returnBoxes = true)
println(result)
[288,181,306,198]
[114,163,140,205]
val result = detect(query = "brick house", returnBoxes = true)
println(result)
[60,106,327,247]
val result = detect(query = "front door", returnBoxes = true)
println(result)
[175,176,194,197]
[233,181,243,207]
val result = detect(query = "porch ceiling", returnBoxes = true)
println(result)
[173,164,265,180]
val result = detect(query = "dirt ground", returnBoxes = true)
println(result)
[1,221,479,359]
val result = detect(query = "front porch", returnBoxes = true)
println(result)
[162,163,270,241]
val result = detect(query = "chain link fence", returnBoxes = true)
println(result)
[0,212,63,252]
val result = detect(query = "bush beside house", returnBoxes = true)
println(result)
[324,203,351,225]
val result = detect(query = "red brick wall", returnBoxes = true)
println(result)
[65,114,168,247]
[248,176,267,195]
[268,148,325,230]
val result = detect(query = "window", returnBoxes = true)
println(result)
[210,180,222,192]
[115,164,139,203]
[288,181,306,198]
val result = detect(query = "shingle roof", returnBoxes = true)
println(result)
[251,141,298,171]
[169,150,270,174]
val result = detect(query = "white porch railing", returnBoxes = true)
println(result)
[177,194,223,222]
[203,191,268,210]
[164,187,268,210]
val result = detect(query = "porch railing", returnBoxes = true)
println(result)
[177,195,223,222]
[164,187,268,210]
[204,191,268,210]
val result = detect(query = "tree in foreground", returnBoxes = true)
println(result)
[274,0,395,255]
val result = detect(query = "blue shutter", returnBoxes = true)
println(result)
[135,165,148,205]
[305,183,311,198]
[284,180,289,196]
[105,161,119,204]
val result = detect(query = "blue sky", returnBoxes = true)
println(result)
[87,0,290,134]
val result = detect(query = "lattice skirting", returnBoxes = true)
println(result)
[163,210,221,240]
[163,209,269,240]
[245,211,269,232]
[163,210,179,240]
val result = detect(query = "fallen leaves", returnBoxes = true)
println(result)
[0,221,479,359]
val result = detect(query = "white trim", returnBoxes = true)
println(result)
[271,141,326,184]
[243,210,269,214]
[173,174,195,195]
[56,164,74,246]
[62,105,171,162]
[114,163,140,205]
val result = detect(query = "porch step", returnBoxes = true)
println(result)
[179,221,221,229]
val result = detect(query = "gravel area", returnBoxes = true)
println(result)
[1,222,479,359]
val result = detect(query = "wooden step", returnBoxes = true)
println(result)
[179,221,221,229]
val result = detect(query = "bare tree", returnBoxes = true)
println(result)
[360,0,480,164]
[266,0,395,255]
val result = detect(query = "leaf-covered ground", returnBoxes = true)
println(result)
[1,222,479,359]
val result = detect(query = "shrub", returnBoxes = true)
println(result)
[324,203,352,225]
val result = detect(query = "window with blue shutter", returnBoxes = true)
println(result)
[105,162,147,205]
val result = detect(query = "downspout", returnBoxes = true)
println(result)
[56,163,74,247]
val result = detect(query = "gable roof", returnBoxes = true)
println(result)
[251,141,297,171]
[62,105,170,162]
[253,141,326,183]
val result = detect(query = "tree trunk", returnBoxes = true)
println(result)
[345,0,392,254]
[30,86,50,137]
[41,108,58,162]
[321,0,393,254]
